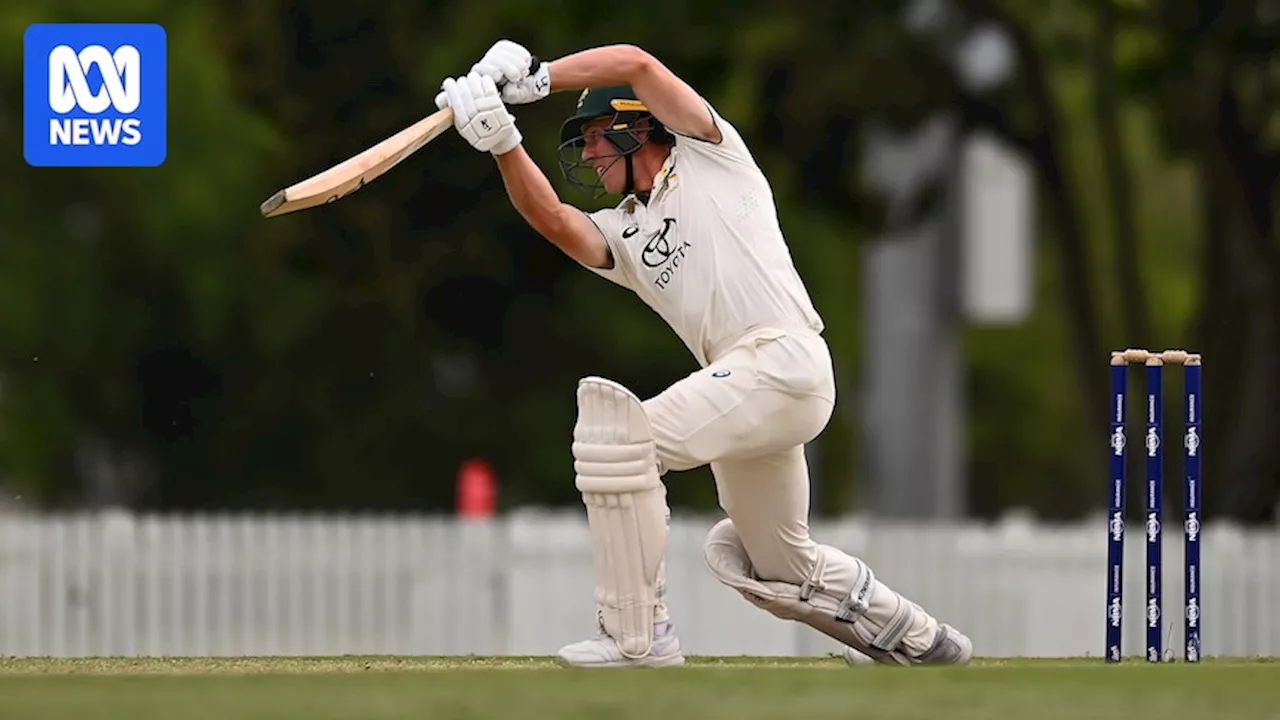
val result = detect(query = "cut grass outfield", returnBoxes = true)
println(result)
[0,656,1276,720]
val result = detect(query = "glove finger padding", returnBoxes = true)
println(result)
[702,518,925,666]
[472,57,523,85]
[442,76,475,128]
[466,73,487,101]
[493,50,528,82]
[484,40,532,80]
[470,60,503,82]
[468,75,504,139]
[449,39,545,111]
[437,70,501,112]
[439,72,522,156]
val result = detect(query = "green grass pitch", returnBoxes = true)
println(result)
[0,656,1276,719]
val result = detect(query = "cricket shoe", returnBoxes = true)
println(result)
[556,619,685,668]
[841,624,973,667]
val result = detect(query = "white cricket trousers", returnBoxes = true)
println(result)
[642,327,836,586]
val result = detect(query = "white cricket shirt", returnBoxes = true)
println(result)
[582,101,824,368]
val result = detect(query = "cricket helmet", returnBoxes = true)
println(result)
[557,85,673,198]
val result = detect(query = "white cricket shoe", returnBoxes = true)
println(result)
[556,620,686,668]
[842,647,877,665]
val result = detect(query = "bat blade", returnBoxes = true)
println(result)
[260,106,455,218]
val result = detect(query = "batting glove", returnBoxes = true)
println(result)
[435,72,522,156]
[435,40,551,108]
[473,40,550,105]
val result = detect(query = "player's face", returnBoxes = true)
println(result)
[579,119,627,195]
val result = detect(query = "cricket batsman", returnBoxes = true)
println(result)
[434,40,974,668]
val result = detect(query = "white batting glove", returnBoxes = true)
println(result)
[495,60,550,105]
[472,40,533,85]
[434,40,551,108]
[434,72,522,156]
[473,40,550,105]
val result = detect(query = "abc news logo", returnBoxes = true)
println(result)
[24,23,166,167]
[48,44,144,147]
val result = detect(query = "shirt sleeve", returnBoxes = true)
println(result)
[579,206,637,290]
[666,99,757,169]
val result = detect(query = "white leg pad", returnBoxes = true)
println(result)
[702,518,938,664]
[573,377,669,659]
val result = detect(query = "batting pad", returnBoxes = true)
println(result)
[573,377,669,659]
[702,518,932,665]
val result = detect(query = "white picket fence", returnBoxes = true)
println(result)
[0,508,1277,659]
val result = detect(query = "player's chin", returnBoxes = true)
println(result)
[600,171,625,196]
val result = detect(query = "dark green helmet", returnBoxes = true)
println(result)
[556,86,673,198]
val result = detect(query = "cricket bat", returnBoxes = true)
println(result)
[260,106,455,218]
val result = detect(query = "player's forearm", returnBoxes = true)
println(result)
[547,45,654,93]
[493,148,609,267]
[494,147,566,235]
